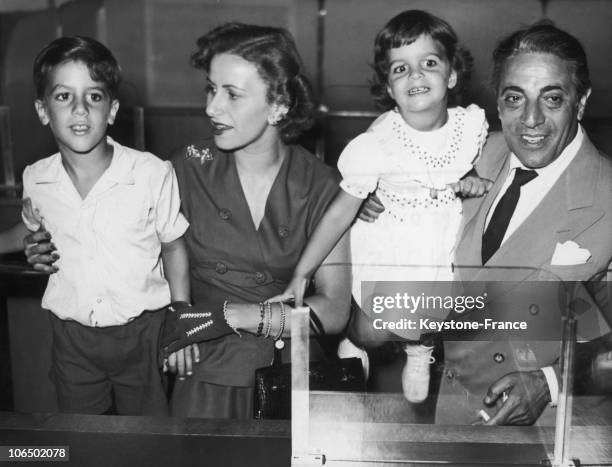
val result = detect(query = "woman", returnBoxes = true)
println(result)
[23,22,351,420]
[166,23,351,418]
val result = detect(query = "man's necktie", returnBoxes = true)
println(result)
[482,168,538,264]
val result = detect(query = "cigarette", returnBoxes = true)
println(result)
[478,409,491,422]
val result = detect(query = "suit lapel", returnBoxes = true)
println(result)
[457,133,603,284]
[455,133,510,281]
[558,134,604,240]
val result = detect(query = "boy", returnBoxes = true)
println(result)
[0,36,189,415]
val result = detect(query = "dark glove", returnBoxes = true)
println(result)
[160,301,235,358]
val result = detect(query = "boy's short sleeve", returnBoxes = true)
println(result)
[153,161,189,243]
[337,132,382,199]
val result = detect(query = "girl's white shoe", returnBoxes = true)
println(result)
[402,343,435,403]
[337,337,369,381]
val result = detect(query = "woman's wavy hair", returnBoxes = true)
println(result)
[370,10,472,109]
[191,22,315,143]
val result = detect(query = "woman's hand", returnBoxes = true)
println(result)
[160,301,234,356]
[23,229,59,273]
[448,175,493,198]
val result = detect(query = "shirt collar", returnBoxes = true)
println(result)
[104,137,135,185]
[31,136,135,185]
[31,153,64,183]
[509,125,584,175]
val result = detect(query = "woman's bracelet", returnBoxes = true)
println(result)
[223,300,241,337]
[256,302,265,337]
[274,301,286,349]
[264,301,273,339]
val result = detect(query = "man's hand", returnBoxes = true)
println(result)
[483,370,551,425]
[357,193,385,223]
[23,230,59,273]
[449,175,493,198]
[166,343,200,379]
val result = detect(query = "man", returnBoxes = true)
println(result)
[439,21,612,426]
[360,21,611,425]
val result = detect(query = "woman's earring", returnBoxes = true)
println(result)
[268,105,288,126]
[267,113,282,125]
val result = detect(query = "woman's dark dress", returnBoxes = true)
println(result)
[171,141,339,418]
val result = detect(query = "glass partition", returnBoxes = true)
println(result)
[291,265,612,466]
[560,268,612,467]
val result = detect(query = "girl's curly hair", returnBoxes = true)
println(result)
[370,10,473,109]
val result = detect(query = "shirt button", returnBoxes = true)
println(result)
[254,272,266,284]
[96,298,102,304]
[529,304,539,315]
[493,352,505,364]
[218,208,232,220]
[215,262,228,274]
[278,225,290,238]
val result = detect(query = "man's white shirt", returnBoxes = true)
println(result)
[484,125,584,242]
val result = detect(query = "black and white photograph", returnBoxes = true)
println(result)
[0,0,611,465]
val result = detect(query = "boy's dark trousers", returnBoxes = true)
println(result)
[48,309,168,415]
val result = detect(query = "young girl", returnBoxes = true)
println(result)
[280,10,492,403]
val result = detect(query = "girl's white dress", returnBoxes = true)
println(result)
[338,105,488,306]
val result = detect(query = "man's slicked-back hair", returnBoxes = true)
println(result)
[492,20,591,97]
[191,22,315,144]
[33,36,121,99]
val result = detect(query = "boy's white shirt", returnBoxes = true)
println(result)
[21,137,189,327]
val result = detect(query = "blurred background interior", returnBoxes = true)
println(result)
[0,0,611,201]
[0,0,611,414]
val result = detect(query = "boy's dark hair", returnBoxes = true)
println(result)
[370,10,472,109]
[492,20,590,98]
[33,36,121,99]
[191,22,315,144]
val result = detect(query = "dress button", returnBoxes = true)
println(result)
[493,352,505,363]
[254,272,266,284]
[529,304,539,315]
[445,369,455,379]
[215,262,228,274]
[278,224,290,238]
[218,208,232,220]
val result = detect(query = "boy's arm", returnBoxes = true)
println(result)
[161,236,190,303]
[0,223,30,255]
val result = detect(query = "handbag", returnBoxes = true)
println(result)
[253,308,366,420]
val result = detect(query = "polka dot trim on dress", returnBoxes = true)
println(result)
[390,111,465,169]
[378,186,457,222]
